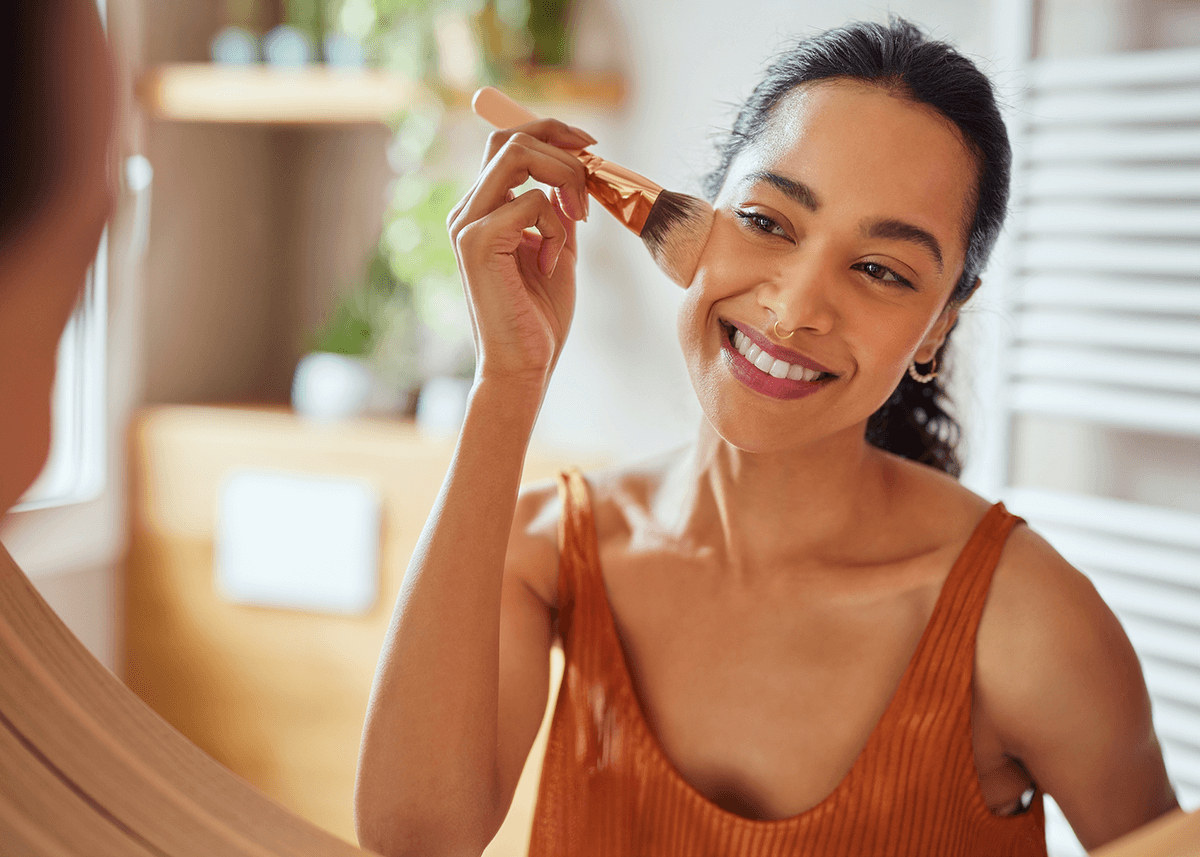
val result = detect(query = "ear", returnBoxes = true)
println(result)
[914,302,961,364]
[914,277,979,363]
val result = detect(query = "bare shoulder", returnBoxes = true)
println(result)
[976,522,1178,846]
[506,457,674,607]
[977,523,1140,745]
[506,477,563,607]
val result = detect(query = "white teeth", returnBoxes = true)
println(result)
[729,325,825,383]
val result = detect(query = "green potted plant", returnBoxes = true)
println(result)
[297,0,576,424]
[293,250,419,420]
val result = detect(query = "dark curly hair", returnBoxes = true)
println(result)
[703,19,1012,477]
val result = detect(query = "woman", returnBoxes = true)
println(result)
[355,20,1178,856]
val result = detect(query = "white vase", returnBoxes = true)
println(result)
[415,376,472,438]
[291,352,374,422]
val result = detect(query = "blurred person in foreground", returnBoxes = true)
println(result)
[0,0,114,514]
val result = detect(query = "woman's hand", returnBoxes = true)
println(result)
[447,119,595,395]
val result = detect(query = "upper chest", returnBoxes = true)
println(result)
[588,529,997,820]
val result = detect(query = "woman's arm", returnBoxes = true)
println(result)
[354,117,593,857]
[977,526,1179,851]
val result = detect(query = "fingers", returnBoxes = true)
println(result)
[449,130,590,245]
[456,187,574,279]
[481,117,595,164]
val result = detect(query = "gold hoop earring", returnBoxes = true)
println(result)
[907,357,938,383]
[773,320,794,340]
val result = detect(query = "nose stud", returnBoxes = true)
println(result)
[773,320,795,340]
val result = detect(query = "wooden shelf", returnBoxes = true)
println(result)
[139,63,627,125]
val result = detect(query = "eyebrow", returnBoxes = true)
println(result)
[863,219,944,273]
[745,171,820,211]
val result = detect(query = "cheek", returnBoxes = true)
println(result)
[675,220,756,335]
[845,311,938,408]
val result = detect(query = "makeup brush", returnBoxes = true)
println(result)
[471,86,714,287]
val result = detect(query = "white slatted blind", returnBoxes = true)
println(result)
[969,44,1200,855]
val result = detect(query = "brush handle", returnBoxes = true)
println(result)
[471,86,542,130]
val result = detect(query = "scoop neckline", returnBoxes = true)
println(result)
[565,471,1012,828]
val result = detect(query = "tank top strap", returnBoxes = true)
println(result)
[900,502,1025,701]
[938,502,1023,637]
[554,469,603,635]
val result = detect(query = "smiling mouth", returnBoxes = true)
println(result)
[720,322,837,383]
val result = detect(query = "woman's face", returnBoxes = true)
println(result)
[678,79,978,454]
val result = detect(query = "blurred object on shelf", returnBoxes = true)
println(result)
[323,31,365,67]
[210,26,260,64]
[264,24,314,66]
[291,352,375,421]
[299,248,420,418]
[212,0,264,64]
[415,376,472,438]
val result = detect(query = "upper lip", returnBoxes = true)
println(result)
[723,320,837,375]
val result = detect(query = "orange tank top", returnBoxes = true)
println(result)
[529,469,1047,857]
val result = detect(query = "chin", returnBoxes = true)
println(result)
[691,384,809,455]
[702,411,811,456]
[690,370,882,460]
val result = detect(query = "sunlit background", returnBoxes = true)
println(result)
[1,0,1198,854]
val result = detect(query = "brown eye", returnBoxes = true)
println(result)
[735,210,788,239]
[854,261,914,290]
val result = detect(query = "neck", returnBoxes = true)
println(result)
[659,420,893,576]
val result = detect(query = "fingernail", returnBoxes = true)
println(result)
[556,187,581,221]
[570,125,598,145]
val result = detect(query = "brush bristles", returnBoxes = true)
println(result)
[641,190,715,287]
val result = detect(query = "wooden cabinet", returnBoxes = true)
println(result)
[124,405,581,852]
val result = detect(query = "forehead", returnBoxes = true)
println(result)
[725,80,978,258]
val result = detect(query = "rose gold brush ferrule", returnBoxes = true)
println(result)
[576,152,662,236]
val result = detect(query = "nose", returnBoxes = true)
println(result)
[757,254,836,338]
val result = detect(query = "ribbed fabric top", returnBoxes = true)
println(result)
[528,469,1047,857]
